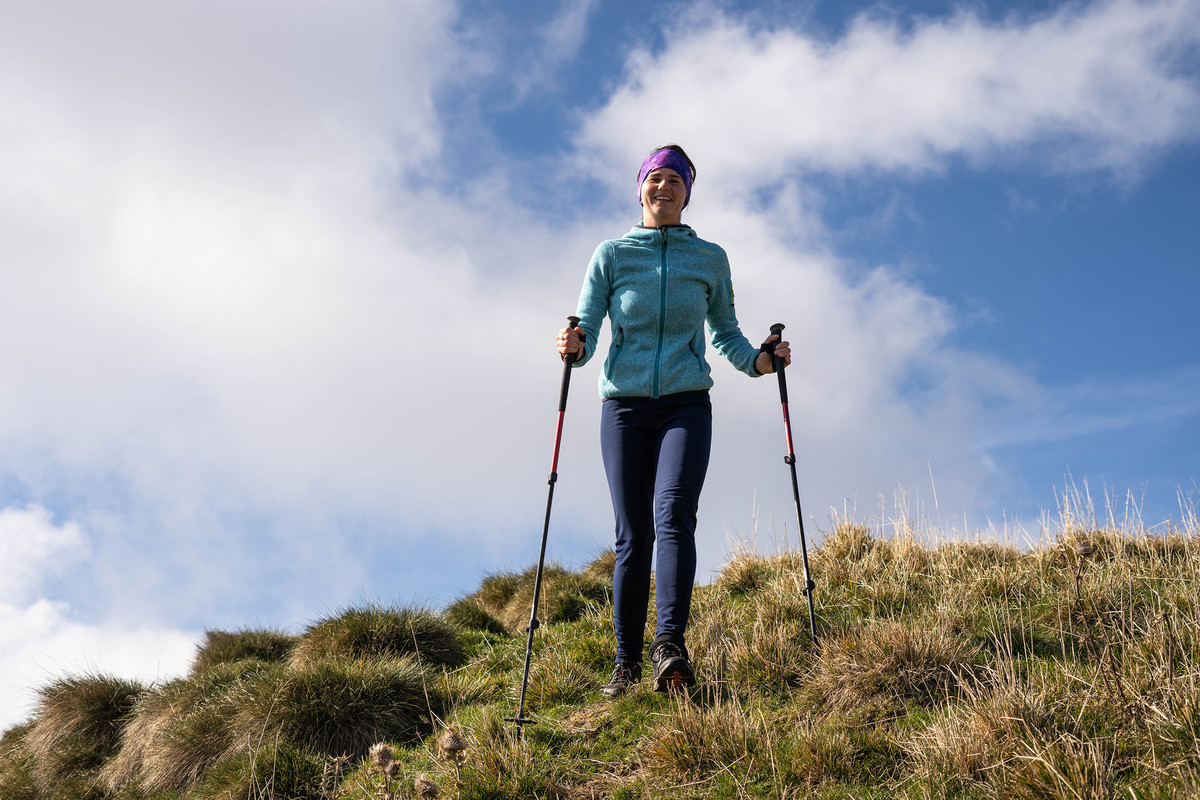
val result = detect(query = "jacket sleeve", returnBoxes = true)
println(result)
[571,241,612,368]
[706,248,761,377]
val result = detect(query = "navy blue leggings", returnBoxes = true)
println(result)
[600,390,712,663]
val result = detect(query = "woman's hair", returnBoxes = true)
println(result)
[641,143,696,183]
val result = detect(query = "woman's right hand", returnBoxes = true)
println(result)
[557,325,585,359]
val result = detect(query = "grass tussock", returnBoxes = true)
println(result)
[22,674,144,798]
[811,619,979,714]
[6,503,1200,799]
[289,604,465,669]
[190,738,328,800]
[461,562,613,635]
[189,628,298,676]
[231,656,437,760]
[444,597,508,636]
[0,724,37,800]
[100,659,267,795]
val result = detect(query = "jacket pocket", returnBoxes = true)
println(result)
[688,335,706,367]
[686,333,711,385]
[607,326,625,375]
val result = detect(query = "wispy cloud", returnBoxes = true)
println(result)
[510,0,601,102]
[986,364,1200,448]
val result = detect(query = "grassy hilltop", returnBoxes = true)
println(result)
[3,511,1200,799]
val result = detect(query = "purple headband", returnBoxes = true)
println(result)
[636,148,693,207]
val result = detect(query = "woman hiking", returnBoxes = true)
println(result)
[556,144,790,697]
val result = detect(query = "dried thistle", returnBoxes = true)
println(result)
[439,727,466,760]
[369,742,393,770]
[416,774,440,799]
[384,760,402,779]
[439,726,466,787]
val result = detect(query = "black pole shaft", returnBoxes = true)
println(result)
[768,323,819,650]
[508,316,582,730]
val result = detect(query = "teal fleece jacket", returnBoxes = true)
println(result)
[573,224,762,399]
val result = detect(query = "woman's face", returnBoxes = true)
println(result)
[640,167,686,226]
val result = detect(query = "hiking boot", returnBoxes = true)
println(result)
[602,661,641,698]
[650,638,696,692]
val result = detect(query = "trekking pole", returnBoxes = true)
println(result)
[764,323,819,651]
[506,315,584,733]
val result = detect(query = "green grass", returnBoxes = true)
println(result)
[22,674,145,799]
[288,605,465,668]
[100,660,273,796]
[6,514,1200,799]
[230,655,437,759]
[189,628,298,676]
[0,724,38,800]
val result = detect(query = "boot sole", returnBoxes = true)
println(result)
[652,656,696,692]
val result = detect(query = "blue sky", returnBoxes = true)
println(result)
[2,0,1198,728]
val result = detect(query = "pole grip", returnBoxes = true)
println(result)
[564,316,581,364]
[766,323,788,404]
[558,316,584,411]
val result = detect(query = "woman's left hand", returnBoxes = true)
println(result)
[755,333,791,375]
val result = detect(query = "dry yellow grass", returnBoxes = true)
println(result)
[6,501,1200,799]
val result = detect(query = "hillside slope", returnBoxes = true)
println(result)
[3,517,1199,799]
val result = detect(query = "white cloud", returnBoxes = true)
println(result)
[0,599,199,733]
[0,506,198,731]
[0,505,87,604]
[577,0,1200,187]
[0,1,477,513]
[0,0,628,629]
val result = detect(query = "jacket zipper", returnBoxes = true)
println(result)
[652,226,669,398]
